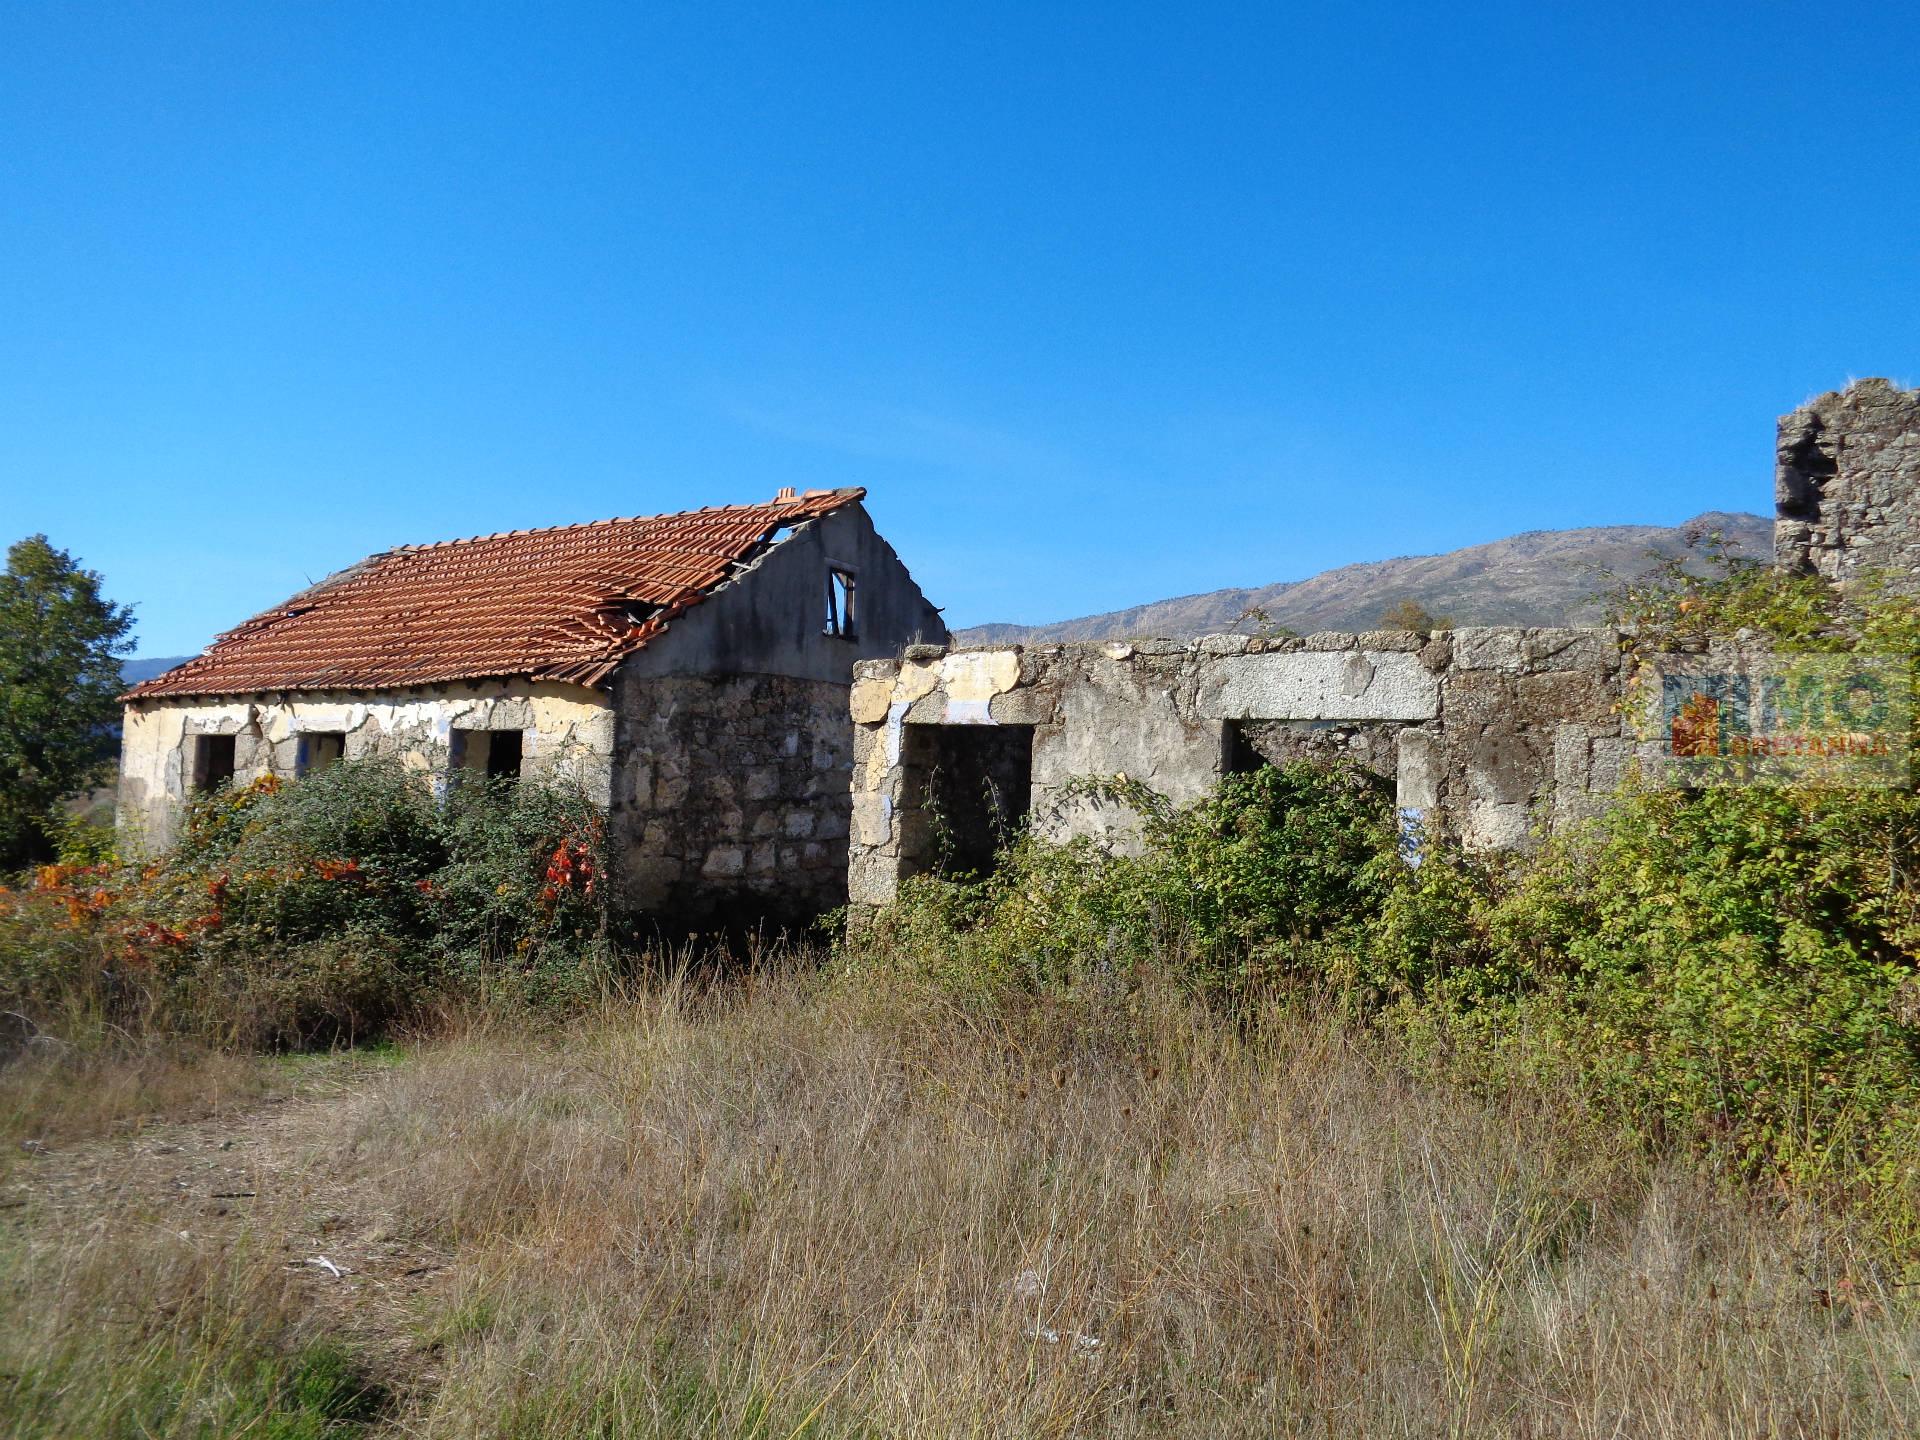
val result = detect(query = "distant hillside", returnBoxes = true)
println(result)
[122,655,193,686]
[957,512,1771,645]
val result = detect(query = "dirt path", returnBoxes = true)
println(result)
[1,1056,454,1395]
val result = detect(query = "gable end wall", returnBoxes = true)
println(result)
[605,501,950,927]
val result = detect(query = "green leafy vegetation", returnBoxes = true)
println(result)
[0,535,135,868]
[0,758,612,1049]
[859,762,1401,996]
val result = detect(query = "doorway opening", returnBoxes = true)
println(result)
[899,724,1034,879]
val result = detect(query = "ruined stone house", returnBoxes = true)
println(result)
[120,488,946,927]
[845,378,1920,923]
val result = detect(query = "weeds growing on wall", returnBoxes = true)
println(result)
[0,758,612,1048]
[1605,526,1920,661]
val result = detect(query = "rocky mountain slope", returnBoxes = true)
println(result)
[957,512,1770,644]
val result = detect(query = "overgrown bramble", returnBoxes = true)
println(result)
[2,757,614,1047]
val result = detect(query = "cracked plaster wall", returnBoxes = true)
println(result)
[117,683,615,852]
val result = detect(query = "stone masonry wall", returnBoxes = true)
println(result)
[117,684,617,852]
[1234,719,1401,779]
[847,630,1648,915]
[609,672,852,930]
[120,671,855,933]
[1776,378,1920,593]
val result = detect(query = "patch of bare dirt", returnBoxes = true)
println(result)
[1,1057,453,1391]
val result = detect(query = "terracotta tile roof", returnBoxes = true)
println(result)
[126,488,865,699]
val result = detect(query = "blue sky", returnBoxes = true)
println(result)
[2,3,1916,657]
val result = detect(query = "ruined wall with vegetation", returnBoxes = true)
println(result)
[1775,378,1920,593]
[845,630,1656,914]
[847,376,1920,920]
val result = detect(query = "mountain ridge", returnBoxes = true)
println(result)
[122,656,194,686]
[956,511,1771,645]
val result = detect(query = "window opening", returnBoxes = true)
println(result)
[825,567,857,639]
[486,729,524,780]
[297,731,346,777]
[191,734,237,792]
[451,729,526,783]
[898,724,1035,880]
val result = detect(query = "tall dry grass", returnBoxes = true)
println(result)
[0,1223,385,1438]
[0,1032,269,1149]
[332,970,1919,1437]
[4,965,1917,1437]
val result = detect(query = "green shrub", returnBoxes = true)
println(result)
[171,765,442,961]
[1359,845,1510,1006]
[0,758,613,1046]
[1494,787,1920,1181]
[854,835,1147,996]
[853,759,1402,996]
[1600,525,1920,656]
[1152,761,1399,982]
[432,774,610,984]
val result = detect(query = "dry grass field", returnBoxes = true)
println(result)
[4,964,1917,1438]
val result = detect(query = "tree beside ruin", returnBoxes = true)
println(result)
[0,535,136,867]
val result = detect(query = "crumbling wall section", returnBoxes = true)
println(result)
[116,683,616,851]
[846,630,1641,915]
[1775,378,1920,593]
[609,672,852,930]
[1232,718,1401,778]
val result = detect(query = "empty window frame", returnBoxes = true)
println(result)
[190,734,237,793]
[451,728,526,782]
[486,729,524,780]
[296,731,346,777]
[825,566,857,639]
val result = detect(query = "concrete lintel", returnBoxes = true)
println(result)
[1197,651,1440,722]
